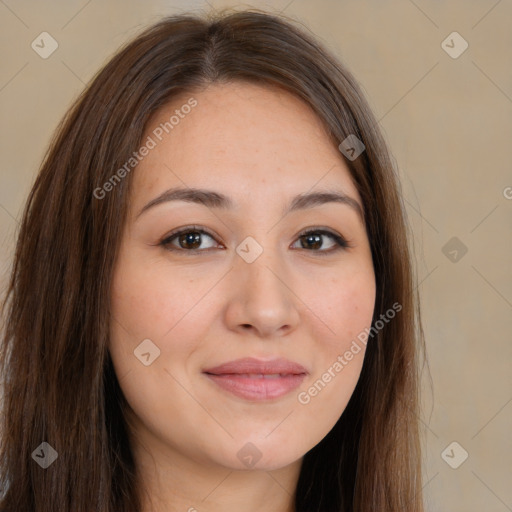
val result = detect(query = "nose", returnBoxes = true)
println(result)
[223,248,301,339]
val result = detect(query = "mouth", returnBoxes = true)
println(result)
[202,357,308,401]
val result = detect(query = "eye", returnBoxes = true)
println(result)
[291,228,351,255]
[160,225,221,252]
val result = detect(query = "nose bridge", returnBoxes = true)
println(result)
[235,232,286,300]
[226,231,300,336]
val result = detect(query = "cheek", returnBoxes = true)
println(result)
[294,266,375,422]
[306,262,376,348]
[108,249,219,388]
[110,251,208,341]
[325,283,375,343]
[107,255,207,418]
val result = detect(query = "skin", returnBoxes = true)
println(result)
[109,81,376,512]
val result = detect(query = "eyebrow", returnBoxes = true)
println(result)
[136,186,365,223]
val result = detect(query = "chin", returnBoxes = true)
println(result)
[209,439,304,472]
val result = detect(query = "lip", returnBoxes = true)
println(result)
[204,357,308,376]
[203,357,309,401]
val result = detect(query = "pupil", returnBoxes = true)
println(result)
[180,232,201,249]
[304,234,321,249]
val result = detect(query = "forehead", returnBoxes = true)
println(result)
[131,81,361,209]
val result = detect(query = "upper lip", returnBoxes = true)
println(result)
[203,357,309,375]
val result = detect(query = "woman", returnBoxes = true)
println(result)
[0,9,428,512]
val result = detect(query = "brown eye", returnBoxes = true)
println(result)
[176,231,203,250]
[292,229,350,254]
[160,227,219,252]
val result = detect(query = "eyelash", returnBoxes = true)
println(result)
[158,225,352,256]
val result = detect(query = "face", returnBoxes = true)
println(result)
[109,81,376,472]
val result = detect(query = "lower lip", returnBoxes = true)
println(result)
[204,373,307,401]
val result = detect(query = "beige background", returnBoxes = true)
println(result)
[1,1,511,510]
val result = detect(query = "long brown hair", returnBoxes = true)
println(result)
[0,9,428,511]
